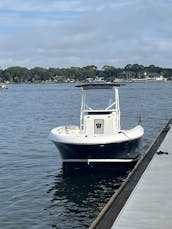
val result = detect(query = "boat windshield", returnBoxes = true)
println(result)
[85,89,115,110]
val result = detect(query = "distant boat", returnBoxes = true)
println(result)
[49,83,144,166]
[94,76,106,83]
[0,83,8,89]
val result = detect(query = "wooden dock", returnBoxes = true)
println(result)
[90,118,172,229]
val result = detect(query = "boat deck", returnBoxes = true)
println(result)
[111,122,172,228]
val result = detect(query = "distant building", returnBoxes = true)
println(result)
[145,73,164,81]
[117,71,133,79]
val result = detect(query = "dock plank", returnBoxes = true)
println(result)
[112,125,172,229]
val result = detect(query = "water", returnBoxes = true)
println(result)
[0,82,172,229]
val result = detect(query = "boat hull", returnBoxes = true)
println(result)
[52,138,141,161]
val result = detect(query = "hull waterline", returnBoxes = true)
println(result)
[52,138,141,161]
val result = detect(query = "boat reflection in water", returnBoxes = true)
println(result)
[48,83,144,174]
[46,168,129,228]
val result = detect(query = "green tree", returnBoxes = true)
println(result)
[3,66,30,83]
[30,67,49,82]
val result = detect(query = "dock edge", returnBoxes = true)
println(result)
[89,118,172,229]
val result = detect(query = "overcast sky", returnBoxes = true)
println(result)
[0,0,172,69]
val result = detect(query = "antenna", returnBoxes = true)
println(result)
[138,115,142,125]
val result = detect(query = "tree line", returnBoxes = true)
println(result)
[0,64,172,83]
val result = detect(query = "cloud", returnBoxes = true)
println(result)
[0,0,172,69]
[0,0,82,12]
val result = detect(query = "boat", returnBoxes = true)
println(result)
[0,83,8,89]
[48,83,144,165]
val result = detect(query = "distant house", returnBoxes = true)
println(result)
[117,71,133,79]
[145,73,164,81]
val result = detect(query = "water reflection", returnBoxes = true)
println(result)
[47,167,130,229]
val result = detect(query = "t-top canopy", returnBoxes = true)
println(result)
[75,83,124,90]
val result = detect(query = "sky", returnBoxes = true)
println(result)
[0,0,172,69]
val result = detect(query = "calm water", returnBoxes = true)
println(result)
[0,82,172,229]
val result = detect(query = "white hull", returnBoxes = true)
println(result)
[49,125,144,145]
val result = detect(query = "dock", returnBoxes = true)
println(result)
[90,118,172,229]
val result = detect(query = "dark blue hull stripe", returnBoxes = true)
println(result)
[53,138,141,160]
